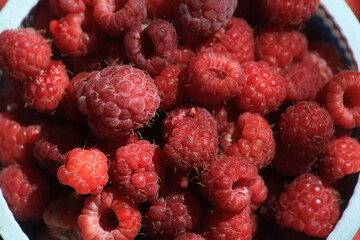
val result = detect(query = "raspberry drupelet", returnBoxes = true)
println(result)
[250,174,268,210]
[49,0,86,17]
[174,45,196,65]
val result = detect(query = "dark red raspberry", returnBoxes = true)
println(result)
[92,0,147,36]
[319,135,360,184]
[124,19,177,77]
[0,28,52,83]
[174,45,196,65]
[275,173,340,238]
[206,101,238,135]
[261,0,320,27]
[78,188,142,240]
[175,0,237,38]
[186,50,245,106]
[175,233,207,240]
[57,147,109,195]
[147,0,176,20]
[325,70,360,129]
[144,186,202,239]
[75,65,160,138]
[0,164,50,221]
[279,101,334,157]
[49,0,86,17]
[250,175,268,210]
[162,105,218,172]
[233,61,286,115]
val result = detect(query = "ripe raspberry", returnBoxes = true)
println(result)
[0,163,50,221]
[186,50,245,106]
[233,61,286,115]
[92,0,147,36]
[144,186,202,239]
[279,101,334,157]
[255,29,308,68]
[0,28,52,83]
[57,147,109,195]
[49,0,86,17]
[162,105,218,172]
[250,175,268,210]
[261,0,320,26]
[275,173,340,238]
[78,188,142,240]
[224,112,276,169]
[319,135,360,184]
[124,19,177,77]
[175,233,207,240]
[23,60,70,112]
[75,65,160,138]
[325,70,360,129]
[175,0,237,37]
[174,45,196,65]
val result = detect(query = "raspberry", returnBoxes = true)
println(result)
[224,112,276,169]
[232,61,286,115]
[57,147,109,195]
[92,0,147,36]
[250,175,268,210]
[144,186,202,239]
[279,101,334,157]
[77,188,142,240]
[186,50,245,106]
[325,70,360,129]
[319,135,360,184]
[23,60,70,112]
[75,65,160,138]
[162,105,218,172]
[199,155,258,212]
[255,29,308,68]
[175,0,237,37]
[124,19,177,77]
[49,0,86,17]
[261,0,320,26]
[0,28,52,83]
[0,163,50,221]
[174,45,196,65]
[175,233,207,240]
[109,140,161,203]
[275,173,340,238]
[206,101,238,135]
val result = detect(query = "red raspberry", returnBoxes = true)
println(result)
[233,61,286,115]
[162,105,218,172]
[49,0,86,17]
[23,60,70,112]
[175,0,237,37]
[175,233,207,240]
[319,135,360,184]
[144,186,202,239]
[255,29,308,68]
[200,155,258,212]
[0,0,7,10]
[250,175,268,210]
[0,163,50,221]
[78,188,142,240]
[186,50,245,106]
[124,19,177,77]
[279,101,334,157]
[261,0,320,27]
[224,112,276,169]
[0,28,52,83]
[57,147,109,195]
[275,173,340,238]
[325,70,360,129]
[147,0,176,20]
[174,45,196,65]
[92,0,147,36]
[75,65,160,138]
[206,101,238,135]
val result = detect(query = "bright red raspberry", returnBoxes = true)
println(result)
[0,28,52,83]
[124,19,177,77]
[186,50,245,106]
[92,0,147,36]
[233,61,286,115]
[75,65,160,138]
[175,0,237,37]
[0,164,50,221]
[275,173,340,238]
[49,0,86,17]
[144,186,202,239]
[22,60,69,112]
[175,233,207,240]
[162,105,218,172]
[174,45,196,65]
[319,135,360,184]
[147,0,176,20]
[200,155,258,212]
[325,70,360,129]
[78,188,142,240]
[57,147,109,195]
[261,0,320,27]
[250,175,268,210]
[206,101,238,135]
[224,112,276,169]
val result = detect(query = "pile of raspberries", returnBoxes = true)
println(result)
[0,0,360,239]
